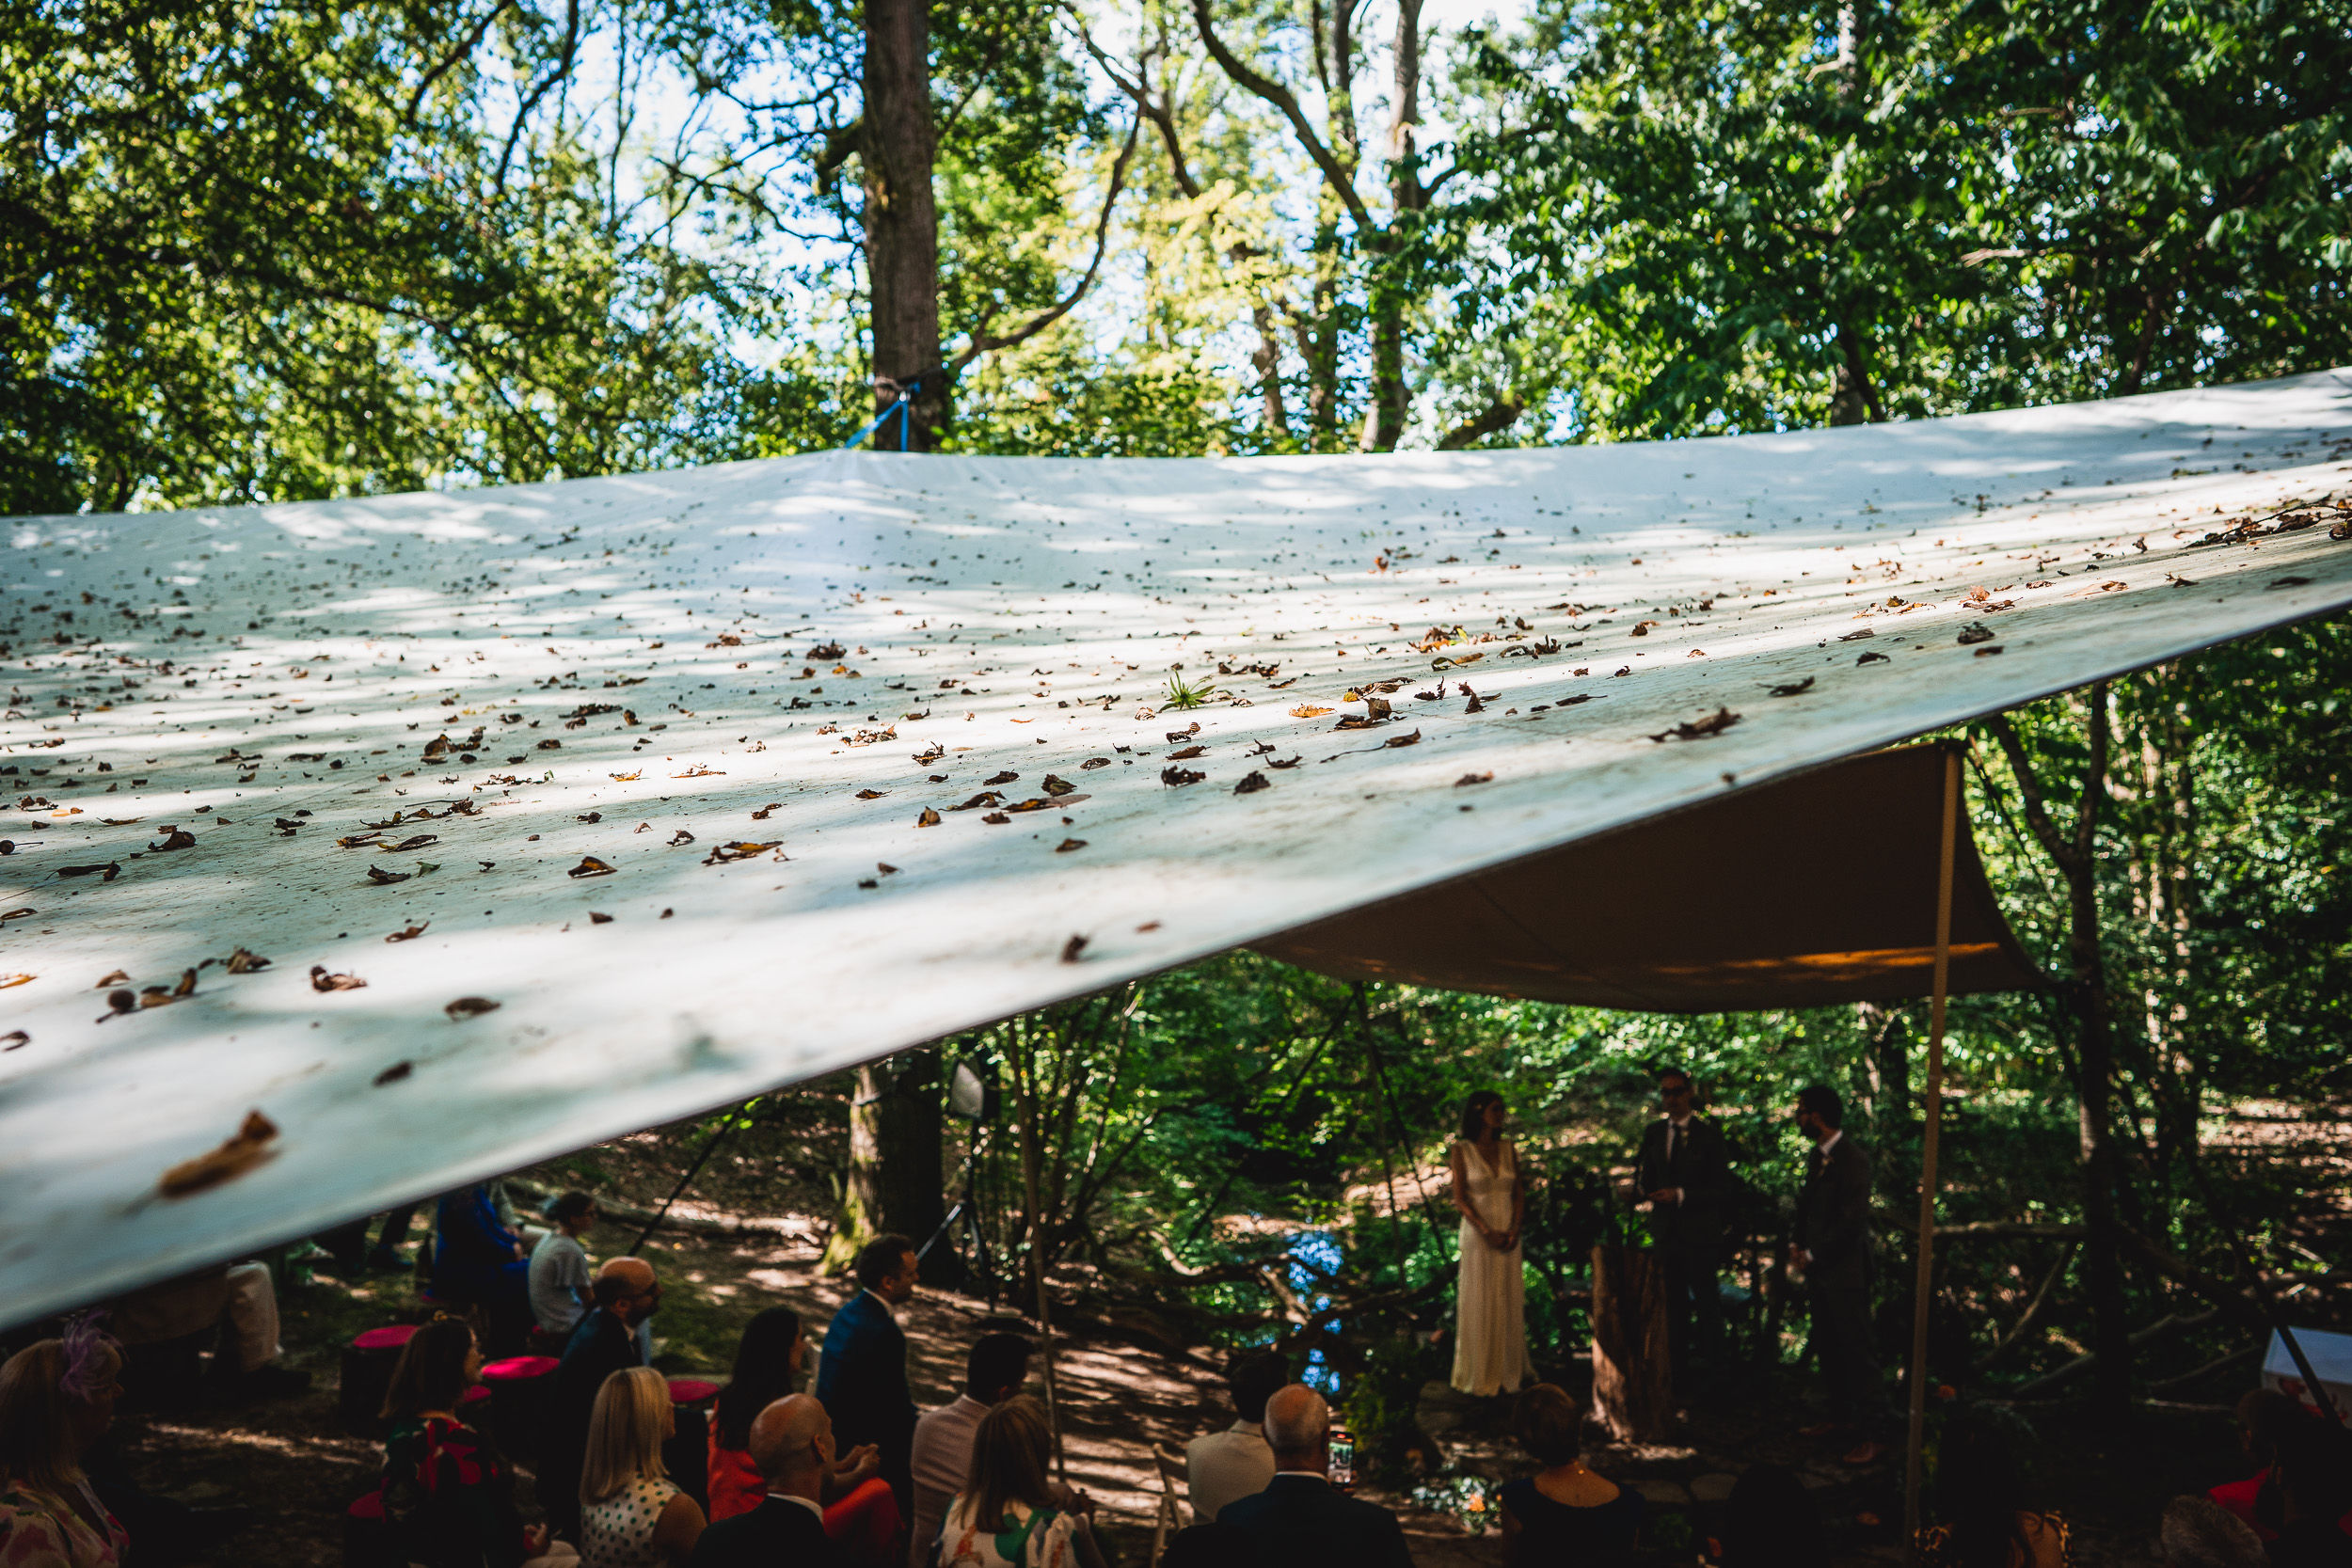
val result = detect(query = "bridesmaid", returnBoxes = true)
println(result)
[1450,1090,1535,1397]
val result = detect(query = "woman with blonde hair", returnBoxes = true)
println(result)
[937,1395,1104,1568]
[0,1319,131,1567]
[579,1367,704,1568]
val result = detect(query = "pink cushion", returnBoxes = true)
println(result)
[352,1324,418,1352]
[460,1385,493,1406]
[668,1378,720,1405]
[479,1354,561,1383]
[347,1489,385,1521]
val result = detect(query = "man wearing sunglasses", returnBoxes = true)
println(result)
[1637,1066,1730,1397]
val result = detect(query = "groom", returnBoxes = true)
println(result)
[1636,1066,1730,1394]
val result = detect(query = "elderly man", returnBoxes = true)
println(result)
[540,1256,660,1539]
[691,1394,852,1568]
[1217,1384,1413,1566]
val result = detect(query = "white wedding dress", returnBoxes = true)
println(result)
[1452,1137,1535,1396]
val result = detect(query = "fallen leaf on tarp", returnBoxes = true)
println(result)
[1266,756,1303,769]
[373,1062,413,1086]
[1859,650,1891,664]
[1432,652,1486,669]
[1456,772,1493,786]
[1333,715,1383,731]
[1555,693,1600,706]
[917,808,942,827]
[854,789,886,800]
[0,908,33,924]
[668,830,695,847]
[1838,627,1876,641]
[149,828,197,851]
[1009,795,1085,812]
[1383,729,1423,749]
[2270,576,2314,589]
[421,736,453,761]
[385,924,429,942]
[1055,838,1087,852]
[981,811,1011,824]
[1234,771,1271,795]
[752,803,781,819]
[1290,705,1334,719]
[1463,691,1486,714]
[366,865,412,885]
[337,832,385,849]
[1975,645,2004,657]
[1612,666,1631,677]
[913,743,946,765]
[1160,767,1205,786]
[536,738,562,751]
[159,1110,278,1197]
[1167,745,1207,760]
[101,816,142,826]
[1768,677,1817,697]
[590,911,614,924]
[950,792,1004,811]
[672,765,727,777]
[445,996,501,1021]
[609,771,641,782]
[310,964,367,991]
[389,834,438,851]
[1166,722,1201,741]
[985,770,1019,785]
[843,729,894,748]
[226,947,270,974]
[1041,775,1077,796]
[0,973,31,990]
[94,969,130,987]
[1956,623,1996,645]
[702,841,781,864]
[2,1031,25,1051]
[807,641,846,660]
[56,863,120,880]
[1080,757,1111,770]
[1649,707,1742,743]
[1060,935,1089,963]
[567,856,618,879]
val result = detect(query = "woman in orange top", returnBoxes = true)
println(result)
[707,1307,896,1561]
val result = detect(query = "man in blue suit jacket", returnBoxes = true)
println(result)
[1218,1384,1415,1566]
[815,1233,921,1510]
[689,1393,851,1568]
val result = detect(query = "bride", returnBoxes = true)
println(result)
[1449,1090,1534,1396]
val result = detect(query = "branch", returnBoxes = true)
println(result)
[1187,0,1371,230]
[1436,392,1526,450]
[946,117,1141,376]
[406,0,514,123]
[494,0,583,195]
[1983,712,2081,875]
[2114,1223,2275,1333]
[2007,1305,2223,1398]
[1973,1242,2076,1372]
[2074,682,2109,867]
[1073,18,1200,199]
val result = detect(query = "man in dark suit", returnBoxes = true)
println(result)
[1217,1384,1414,1567]
[1637,1065,1731,1392]
[540,1256,660,1539]
[1790,1084,1883,1465]
[690,1393,851,1568]
[816,1234,920,1512]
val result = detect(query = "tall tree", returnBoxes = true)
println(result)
[862,0,946,450]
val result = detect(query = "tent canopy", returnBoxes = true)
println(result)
[2,369,2349,1328]
[1259,742,2045,1011]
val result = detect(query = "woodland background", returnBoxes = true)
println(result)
[8,0,2352,1481]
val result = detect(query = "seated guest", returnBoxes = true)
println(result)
[2213,1390,2315,1539]
[938,1395,1106,1568]
[910,1334,1034,1565]
[2160,1496,2267,1568]
[581,1367,706,1568]
[544,1259,662,1543]
[817,1236,922,1509]
[1915,1409,2068,1568]
[380,1316,572,1568]
[707,1307,895,1561]
[1217,1385,1412,1568]
[0,1321,132,1567]
[432,1183,535,1355]
[2266,1418,2352,1568]
[1713,1463,1821,1568]
[1498,1383,1643,1564]
[690,1395,851,1568]
[1184,1352,1286,1527]
[107,1260,308,1402]
[531,1193,602,1345]
[1159,1522,1266,1568]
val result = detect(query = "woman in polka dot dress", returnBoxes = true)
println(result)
[580,1368,706,1568]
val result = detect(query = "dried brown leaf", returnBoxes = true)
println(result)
[158,1110,278,1197]
[567,856,618,879]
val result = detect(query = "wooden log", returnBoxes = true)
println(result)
[1591,1243,1672,1440]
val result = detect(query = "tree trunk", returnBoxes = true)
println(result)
[2064,690,2134,1413]
[823,1050,945,1275]
[863,0,944,449]
[1592,1243,1673,1439]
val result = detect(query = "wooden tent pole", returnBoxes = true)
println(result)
[1904,749,1962,1552]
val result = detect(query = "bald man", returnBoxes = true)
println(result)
[690,1395,852,1568]
[1218,1384,1412,1567]
[539,1256,662,1538]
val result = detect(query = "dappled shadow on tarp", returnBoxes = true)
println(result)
[1256,743,2045,1012]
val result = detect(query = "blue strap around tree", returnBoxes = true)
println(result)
[843,379,920,451]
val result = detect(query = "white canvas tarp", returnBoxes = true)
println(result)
[2,369,2349,1328]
